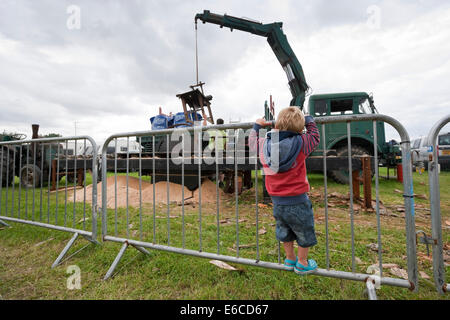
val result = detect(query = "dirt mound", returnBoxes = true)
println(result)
[192,179,224,203]
[69,175,226,209]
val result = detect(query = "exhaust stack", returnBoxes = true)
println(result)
[32,124,39,139]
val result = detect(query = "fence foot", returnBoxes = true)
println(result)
[103,242,151,281]
[131,244,151,256]
[82,234,101,246]
[365,279,378,300]
[51,233,79,268]
[0,219,10,228]
[104,242,129,280]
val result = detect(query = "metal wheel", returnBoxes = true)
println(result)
[20,164,41,188]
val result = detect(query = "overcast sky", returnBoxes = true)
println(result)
[1,0,449,143]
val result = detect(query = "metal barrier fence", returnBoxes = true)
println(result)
[100,114,418,299]
[0,136,99,268]
[426,114,450,294]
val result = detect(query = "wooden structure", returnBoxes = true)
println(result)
[352,155,373,209]
[176,87,214,125]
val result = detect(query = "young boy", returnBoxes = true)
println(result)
[250,107,320,275]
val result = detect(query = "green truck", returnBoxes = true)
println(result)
[195,10,401,184]
[307,92,400,183]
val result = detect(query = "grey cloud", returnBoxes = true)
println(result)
[0,0,449,140]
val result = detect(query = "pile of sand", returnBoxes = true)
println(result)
[69,176,226,209]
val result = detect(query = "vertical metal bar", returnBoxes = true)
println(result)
[195,21,199,84]
[347,122,356,273]
[32,142,36,220]
[400,138,418,290]
[100,138,108,238]
[198,129,202,252]
[0,146,3,217]
[139,136,143,241]
[83,139,86,230]
[25,144,29,219]
[114,138,118,236]
[255,131,260,262]
[90,138,98,241]
[55,143,60,224]
[152,136,156,244]
[216,130,220,255]
[64,140,68,227]
[322,123,330,270]
[429,148,445,293]
[11,146,16,218]
[182,134,185,249]
[18,145,22,219]
[373,121,383,277]
[167,134,170,246]
[72,140,77,227]
[17,144,22,219]
[235,129,239,258]
[126,136,130,238]
[427,117,449,294]
[47,145,51,224]
[40,143,44,221]
[5,146,10,216]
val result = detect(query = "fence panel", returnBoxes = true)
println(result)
[100,114,418,298]
[426,114,450,294]
[0,135,98,268]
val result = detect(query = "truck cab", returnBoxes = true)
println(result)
[307,92,399,183]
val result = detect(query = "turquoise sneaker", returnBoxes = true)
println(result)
[294,259,318,275]
[283,258,298,271]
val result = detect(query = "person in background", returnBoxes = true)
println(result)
[208,118,226,152]
[207,118,226,187]
[158,106,173,118]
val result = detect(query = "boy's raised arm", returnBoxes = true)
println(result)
[249,118,268,154]
[301,116,320,156]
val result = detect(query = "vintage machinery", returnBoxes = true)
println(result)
[195,10,401,184]
[1,125,61,188]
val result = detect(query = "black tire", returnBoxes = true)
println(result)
[1,149,14,187]
[20,164,41,188]
[329,145,372,184]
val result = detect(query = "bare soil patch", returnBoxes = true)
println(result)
[69,176,228,209]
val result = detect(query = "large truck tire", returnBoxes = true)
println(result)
[329,145,372,185]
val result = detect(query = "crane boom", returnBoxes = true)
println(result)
[195,10,309,109]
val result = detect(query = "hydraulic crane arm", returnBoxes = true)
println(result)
[195,10,309,109]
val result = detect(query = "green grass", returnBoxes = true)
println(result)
[0,170,449,300]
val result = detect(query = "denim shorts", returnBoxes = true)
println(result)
[273,199,317,248]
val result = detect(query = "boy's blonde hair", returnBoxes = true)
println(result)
[275,107,305,132]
